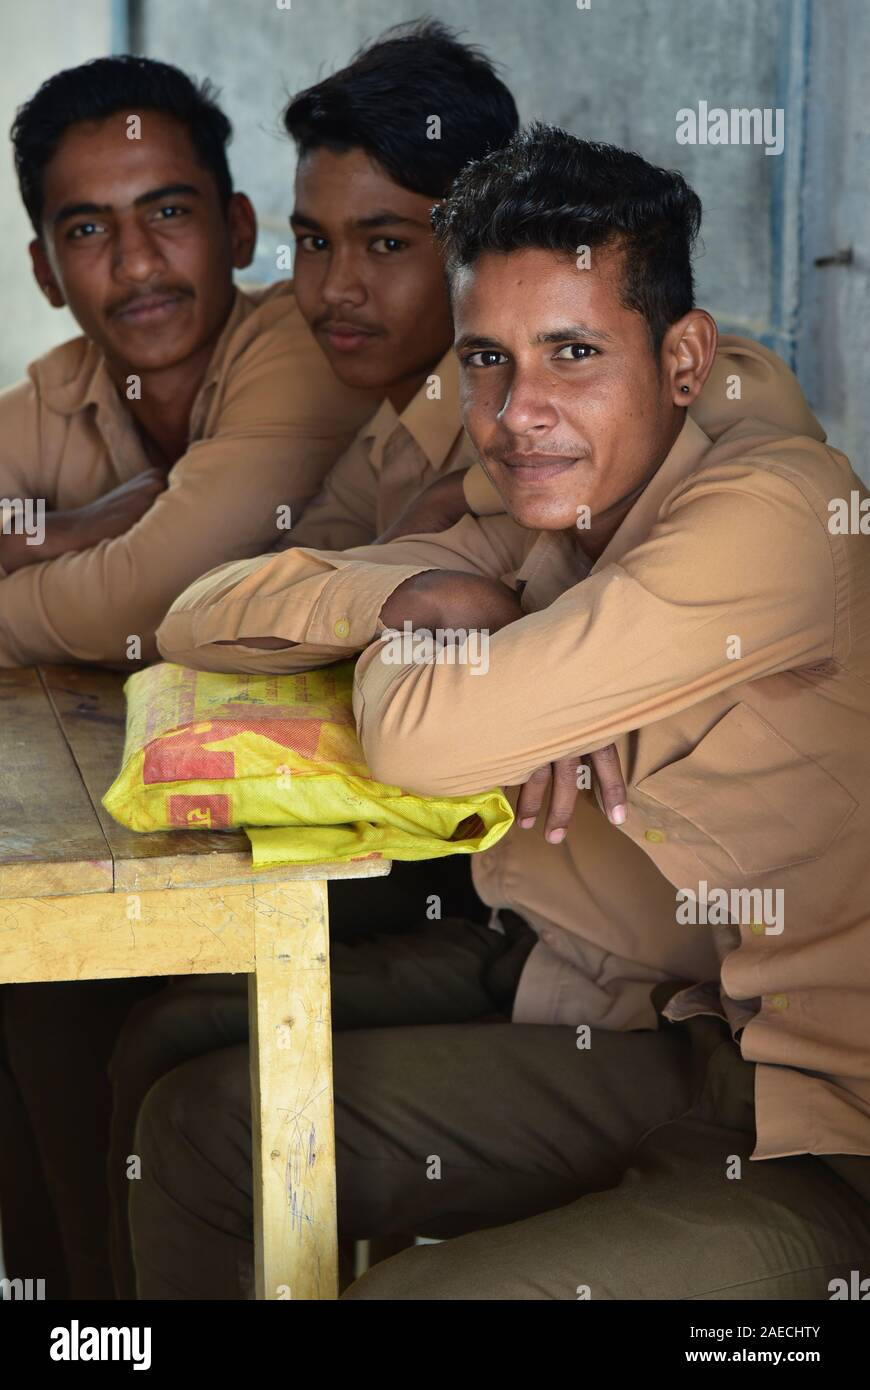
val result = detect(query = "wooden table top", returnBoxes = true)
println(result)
[0,665,390,899]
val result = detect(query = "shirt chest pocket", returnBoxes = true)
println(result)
[634,702,857,875]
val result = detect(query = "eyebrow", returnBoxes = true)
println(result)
[454,323,616,353]
[53,183,203,226]
[291,208,430,232]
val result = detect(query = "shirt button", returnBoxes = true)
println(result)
[770,993,789,1011]
[644,828,666,844]
[333,617,350,639]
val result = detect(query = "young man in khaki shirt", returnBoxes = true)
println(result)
[143,128,870,1300]
[0,53,380,1301]
[0,57,379,670]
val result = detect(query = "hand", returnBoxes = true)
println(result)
[517,744,628,843]
[375,469,471,544]
[0,468,167,572]
[379,568,523,635]
[58,468,168,549]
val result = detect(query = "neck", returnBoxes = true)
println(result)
[105,309,231,468]
[576,409,686,561]
[385,348,450,415]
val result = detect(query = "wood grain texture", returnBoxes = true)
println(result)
[249,880,337,1301]
[0,668,112,897]
[0,883,256,982]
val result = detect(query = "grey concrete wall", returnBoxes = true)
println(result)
[797,0,870,477]
[2,0,867,479]
[0,0,114,388]
[138,0,785,340]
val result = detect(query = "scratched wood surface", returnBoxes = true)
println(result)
[0,882,256,982]
[0,668,113,897]
[249,880,337,1300]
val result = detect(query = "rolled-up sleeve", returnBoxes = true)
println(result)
[158,513,529,673]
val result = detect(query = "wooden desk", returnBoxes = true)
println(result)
[0,664,390,1300]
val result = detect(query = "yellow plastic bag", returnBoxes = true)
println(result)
[102,662,513,868]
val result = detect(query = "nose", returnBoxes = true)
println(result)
[497,364,561,436]
[320,246,367,310]
[113,215,167,284]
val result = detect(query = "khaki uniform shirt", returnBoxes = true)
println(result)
[0,281,377,666]
[287,350,476,552]
[158,395,870,1163]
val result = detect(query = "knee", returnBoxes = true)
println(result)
[134,1046,251,1196]
[341,1242,464,1301]
[110,986,193,1091]
[110,977,246,1095]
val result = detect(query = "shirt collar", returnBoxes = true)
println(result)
[589,413,712,573]
[36,285,250,427]
[362,349,460,472]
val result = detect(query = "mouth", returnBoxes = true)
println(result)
[320,322,381,353]
[498,453,586,483]
[112,292,189,326]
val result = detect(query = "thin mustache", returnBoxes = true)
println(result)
[316,318,381,334]
[487,448,590,462]
[109,287,190,316]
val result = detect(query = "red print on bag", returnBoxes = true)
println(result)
[143,718,325,785]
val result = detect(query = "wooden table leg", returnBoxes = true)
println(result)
[248,879,338,1300]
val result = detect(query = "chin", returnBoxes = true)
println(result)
[120,342,201,373]
[499,490,580,533]
[321,354,383,392]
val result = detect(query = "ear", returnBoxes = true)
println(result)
[226,193,257,271]
[661,309,717,406]
[29,238,66,308]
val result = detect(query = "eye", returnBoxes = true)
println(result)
[370,237,407,254]
[554,343,599,361]
[296,234,329,252]
[464,350,509,368]
[153,205,188,221]
[68,221,105,240]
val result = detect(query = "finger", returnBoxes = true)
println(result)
[516,764,552,828]
[544,756,582,844]
[588,743,627,824]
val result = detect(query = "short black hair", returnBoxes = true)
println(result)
[11,55,234,236]
[432,123,702,353]
[283,19,519,199]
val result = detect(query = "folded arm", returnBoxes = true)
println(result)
[0,326,367,667]
[157,513,533,673]
[355,457,835,797]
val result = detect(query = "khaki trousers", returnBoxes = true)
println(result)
[130,970,870,1300]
